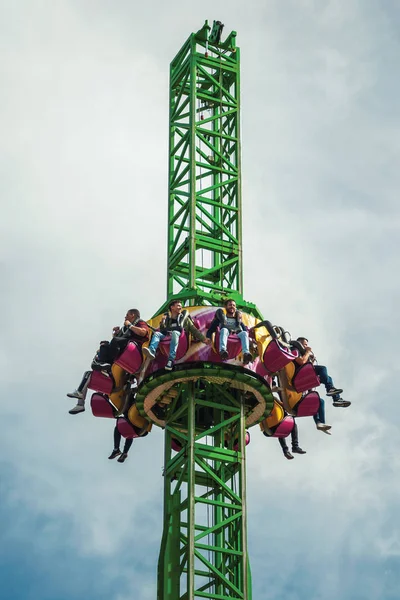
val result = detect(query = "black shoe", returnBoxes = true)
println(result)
[165,359,174,371]
[283,450,294,460]
[117,452,128,463]
[333,398,351,408]
[243,352,252,365]
[108,449,121,460]
[327,387,343,397]
[220,350,229,361]
[292,446,306,454]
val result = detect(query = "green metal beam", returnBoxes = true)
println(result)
[167,20,244,307]
[157,378,252,599]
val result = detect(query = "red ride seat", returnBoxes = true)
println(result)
[233,431,251,451]
[214,330,242,360]
[158,331,189,361]
[265,415,295,438]
[262,340,298,374]
[90,393,116,418]
[88,371,113,395]
[114,342,143,374]
[116,416,140,439]
[292,363,320,393]
[294,391,320,417]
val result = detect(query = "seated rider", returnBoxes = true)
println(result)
[67,341,109,415]
[92,309,149,369]
[206,299,252,364]
[143,300,210,371]
[295,337,350,409]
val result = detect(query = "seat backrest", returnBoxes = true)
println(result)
[88,371,113,395]
[271,415,295,438]
[262,339,298,374]
[90,393,116,418]
[293,363,320,393]
[114,342,143,374]
[117,416,140,439]
[295,391,320,417]
[214,329,242,359]
[158,331,189,360]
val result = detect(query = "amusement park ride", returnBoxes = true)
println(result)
[71,20,349,600]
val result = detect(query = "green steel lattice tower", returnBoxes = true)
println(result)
[155,20,263,600]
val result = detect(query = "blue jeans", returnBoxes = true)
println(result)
[313,397,326,425]
[149,330,181,360]
[314,365,340,400]
[219,328,249,354]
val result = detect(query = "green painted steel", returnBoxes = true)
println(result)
[166,20,244,310]
[157,378,254,600]
[156,20,258,599]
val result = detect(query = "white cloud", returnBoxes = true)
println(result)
[1,1,399,599]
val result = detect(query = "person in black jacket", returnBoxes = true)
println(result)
[92,309,149,368]
[143,301,210,371]
[206,299,252,364]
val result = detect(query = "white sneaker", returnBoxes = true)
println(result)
[67,390,83,399]
[316,422,332,434]
[143,347,156,360]
[69,405,85,415]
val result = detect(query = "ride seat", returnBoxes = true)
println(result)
[116,416,141,439]
[270,415,295,438]
[292,363,320,393]
[262,339,299,374]
[114,341,143,374]
[233,431,251,451]
[88,371,113,395]
[294,391,320,418]
[90,393,116,418]
[158,331,189,361]
[214,329,242,360]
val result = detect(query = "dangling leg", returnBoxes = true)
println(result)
[118,437,134,463]
[143,331,165,360]
[219,327,229,360]
[108,426,122,459]
[237,330,252,364]
[278,436,293,460]
[165,330,181,370]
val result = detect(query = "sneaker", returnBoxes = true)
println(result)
[333,398,351,408]
[220,350,229,361]
[292,446,306,454]
[165,359,174,371]
[108,449,121,460]
[143,346,156,360]
[327,387,343,397]
[283,450,294,460]
[316,422,332,434]
[243,352,252,365]
[117,452,128,463]
[67,390,83,400]
[69,405,85,415]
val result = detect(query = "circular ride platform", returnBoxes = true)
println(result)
[135,361,275,430]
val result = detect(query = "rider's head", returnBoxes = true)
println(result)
[126,309,140,320]
[297,336,308,348]
[169,300,183,317]
[223,298,237,315]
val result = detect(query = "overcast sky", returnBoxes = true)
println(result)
[1,1,400,599]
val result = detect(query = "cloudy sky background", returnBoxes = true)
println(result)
[1,1,399,598]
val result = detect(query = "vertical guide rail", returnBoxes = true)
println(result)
[157,380,251,599]
[166,21,243,307]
